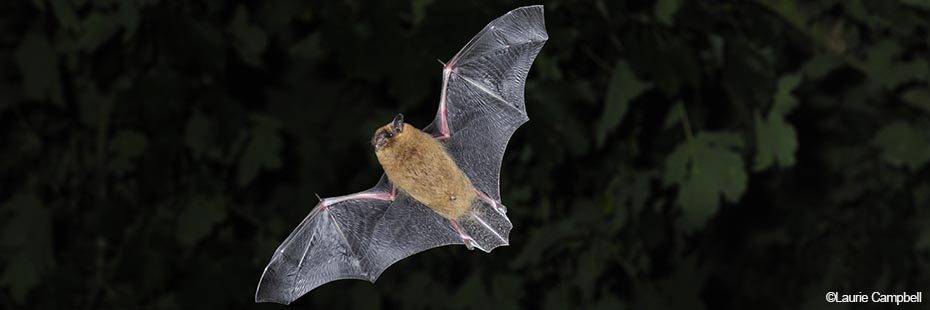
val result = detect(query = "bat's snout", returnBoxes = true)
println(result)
[372,130,393,150]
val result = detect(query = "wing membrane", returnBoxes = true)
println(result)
[255,176,461,304]
[425,5,548,200]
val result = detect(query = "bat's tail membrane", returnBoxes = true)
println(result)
[460,196,512,252]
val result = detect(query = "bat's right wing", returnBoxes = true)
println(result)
[423,5,547,202]
[255,176,463,305]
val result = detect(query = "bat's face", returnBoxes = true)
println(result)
[372,114,405,151]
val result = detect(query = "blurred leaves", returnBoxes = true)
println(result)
[0,193,53,302]
[654,0,681,25]
[665,131,747,230]
[901,87,930,115]
[228,5,268,67]
[872,120,930,170]
[596,61,650,147]
[238,115,283,186]
[14,33,61,105]
[1,0,929,309]
[754,74,800,171]
[109,130,148,175]
[176,195,229,247]
[866,40,929,89]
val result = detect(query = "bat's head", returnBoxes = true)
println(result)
[372,113,406,150]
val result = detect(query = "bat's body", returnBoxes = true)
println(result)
[256,5,547,304]
[374,121,478,222]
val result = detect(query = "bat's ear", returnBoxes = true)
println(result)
[392,113,404,133]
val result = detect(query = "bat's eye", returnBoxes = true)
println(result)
[385,132,394,138]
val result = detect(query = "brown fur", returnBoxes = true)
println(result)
[374,123,475,219]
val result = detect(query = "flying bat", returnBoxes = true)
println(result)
[255,5,548,304]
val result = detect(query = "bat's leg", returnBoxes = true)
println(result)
[475,190,507,215]
[449,219,476,250]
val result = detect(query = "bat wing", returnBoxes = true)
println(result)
[424,5,548,202]
[255,175,463,304]
[256,6,547,304]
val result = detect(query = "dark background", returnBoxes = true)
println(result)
[1,0,929,309]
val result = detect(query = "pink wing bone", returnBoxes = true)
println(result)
[435,66,453,140]
[434,16,498,141]
[320,189,395,208]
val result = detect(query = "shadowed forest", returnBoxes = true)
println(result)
[1,0,929,309]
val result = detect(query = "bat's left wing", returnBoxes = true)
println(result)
[255,176,462,304]
[424,5,548,203]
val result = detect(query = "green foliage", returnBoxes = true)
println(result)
[1,0,929,309]
[227,5,268,67]
[754,74,800,171]
[665,131,747,229]
[872,121,930,170]
[238,115,283,186]
[596,61,650,146]
[0,193,53,302]
[176,196,229,247]
[14,33,61,105]
[109,130,148,175]
[654,0,681,26]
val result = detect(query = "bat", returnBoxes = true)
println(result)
[255,5,548,304]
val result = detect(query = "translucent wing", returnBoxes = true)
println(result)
[423,5,548,201]
[256,5,548,305]
[255,176,462,304]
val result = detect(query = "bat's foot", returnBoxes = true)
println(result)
[476,191,507,215]
[449,219,477,250]
[450,196,512,253]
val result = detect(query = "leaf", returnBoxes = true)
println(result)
[238,115,283,186]
[754,112,798,171]
[14,33,62,105]
[664,132,747,230]
[184,111,213,160]
[655,0,680,25]
[76,12,121,52]
[227,5,268,67]
[0,193,54,302]
[871,120,930,170]
[109,130,148,175]
[901,0,930,10]
[901,87,930,115]
[410,0,435,26]
[117,1,140,41]
[176,195,229,247]
[772,74,801,114]
[662,101,683,129]
[914,182,930,207]
[596,61,650,146]
[633,257,706,310]
[289,32,324,62]
[574,241,611,300]
[801,54,842,80]
[866,40,929,89]
[772,0,804,29]
[754,74,801,171]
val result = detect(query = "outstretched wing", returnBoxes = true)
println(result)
[423,5,548,201]
[255,176,462,305]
